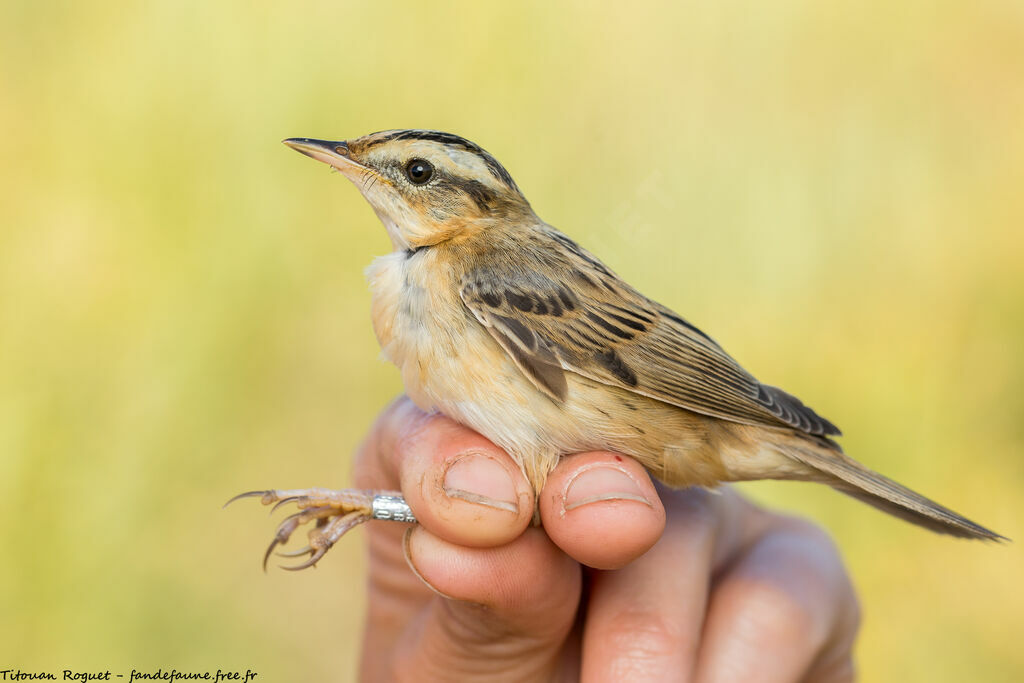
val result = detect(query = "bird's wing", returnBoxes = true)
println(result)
[459,233,840,437]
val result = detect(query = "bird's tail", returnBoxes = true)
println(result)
[778,439,1005,541]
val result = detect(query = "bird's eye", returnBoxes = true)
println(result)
[405,159,434,185]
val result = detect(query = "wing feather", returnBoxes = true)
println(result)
[459,229,840,437]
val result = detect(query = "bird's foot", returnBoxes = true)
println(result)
[225,488,415,571]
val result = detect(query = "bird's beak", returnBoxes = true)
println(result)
[282,138,365,174]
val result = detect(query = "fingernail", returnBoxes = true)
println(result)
[563,464,653,512]
[402,528,455,600]
[443,452,519,513]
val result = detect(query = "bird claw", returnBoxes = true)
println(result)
[223,490,272,508]
[228,488,404,571]
[281,548,327,571]
[270,496,301,514]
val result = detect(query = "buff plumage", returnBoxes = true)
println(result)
[230,129,1001,571]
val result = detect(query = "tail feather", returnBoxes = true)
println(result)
[781,443,1005,541]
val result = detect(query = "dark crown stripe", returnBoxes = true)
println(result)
[364,129,519,191]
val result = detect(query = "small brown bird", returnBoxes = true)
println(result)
[231,129,1002,569]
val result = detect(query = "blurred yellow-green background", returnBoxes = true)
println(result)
[2,1,1022,680]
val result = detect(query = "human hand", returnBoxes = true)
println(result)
[355,397,860,682]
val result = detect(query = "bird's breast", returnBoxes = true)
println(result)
[363,250,734,492]
[367,253,520,407]
[365,251,572,465]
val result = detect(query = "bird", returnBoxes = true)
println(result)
[229,129,1002,569]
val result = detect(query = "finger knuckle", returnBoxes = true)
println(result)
[729,576,823,647]
[596,608,687,664]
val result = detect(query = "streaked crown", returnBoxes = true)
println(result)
[285,130,533,251]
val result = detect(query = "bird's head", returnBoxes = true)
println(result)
[284,130,533,252]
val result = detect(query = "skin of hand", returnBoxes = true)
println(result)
[355,398,861,683]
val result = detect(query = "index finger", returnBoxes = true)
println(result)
[354,396,535,548]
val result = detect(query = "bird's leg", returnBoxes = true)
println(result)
[225,488,415,571]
